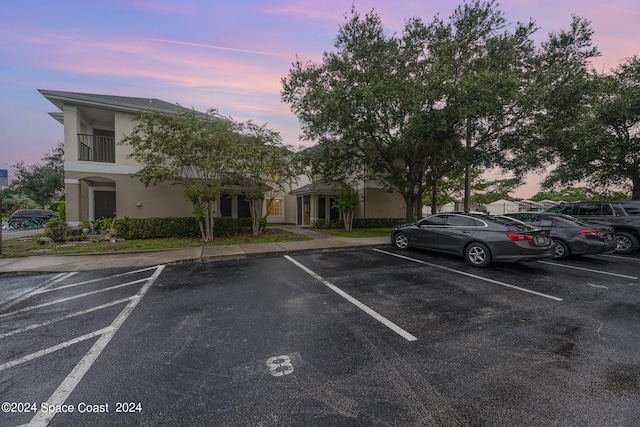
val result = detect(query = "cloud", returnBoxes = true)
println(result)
[150,39,291,58]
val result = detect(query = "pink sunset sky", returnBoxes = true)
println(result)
[1,0,638,198]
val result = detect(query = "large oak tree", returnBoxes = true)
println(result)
[538,56,640,199]
[281,2,538,220]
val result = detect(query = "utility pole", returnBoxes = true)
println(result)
[0,187,3,258]
[463,117,472,213]
[0,169,7,258]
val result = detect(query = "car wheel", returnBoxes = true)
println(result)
[393,232,409,250]
[552,239,571,260]
[465,242,492,268]
[614,232,640,254]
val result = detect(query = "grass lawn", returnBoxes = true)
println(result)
[1,227,393,258]
[1,230,311,258]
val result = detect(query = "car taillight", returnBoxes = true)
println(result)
[579,229,605,237]
[507,233,535,241]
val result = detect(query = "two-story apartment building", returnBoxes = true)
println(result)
[40,89,405,227]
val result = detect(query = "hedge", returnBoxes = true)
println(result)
[352,218,405,228]
[113,216,253,240]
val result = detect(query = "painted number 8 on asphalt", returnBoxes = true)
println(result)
[266,355,294,377]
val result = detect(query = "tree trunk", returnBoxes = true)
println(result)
[208,200,216,241]
[404,196,414,222]
[632,172,640,200]
[430,183,438,215]
[464,117,472,213]
[343,209,354,231]
[249,198,264,236]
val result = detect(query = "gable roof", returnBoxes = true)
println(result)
[38,89,188,115]
[291,180,343,195]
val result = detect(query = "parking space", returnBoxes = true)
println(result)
[0,266,164,427]
[1,248,639,426]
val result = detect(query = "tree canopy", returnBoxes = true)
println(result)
[123,109,237,242]
[123,109,297,240]
[282,1,551,220]
[228,121,300,236]
[536,56,640,198]
[10,141,64,208]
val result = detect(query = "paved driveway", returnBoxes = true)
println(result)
[1,248,639,426]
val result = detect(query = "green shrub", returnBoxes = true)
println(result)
[312,218,344,229]
[113,216,253,240]
[352,218,405,228]
[57,201,66,222]
[93,217,113,231]
[64,233,86,242]
[45,217,70,242]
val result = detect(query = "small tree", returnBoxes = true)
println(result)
[334,185,359,232]
[229,121,300,236]
[123,109,235,242]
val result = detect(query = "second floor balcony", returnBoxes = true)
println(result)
[78,134,115,163]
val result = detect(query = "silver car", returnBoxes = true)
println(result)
[391,213,554,267]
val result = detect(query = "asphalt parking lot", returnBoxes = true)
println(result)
[1,247,639,426]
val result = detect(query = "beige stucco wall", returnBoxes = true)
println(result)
[114,111,142,167]
[65,171,193,225]
[114,175,193,218]
[360,188,405,218]
[63,106,80,165]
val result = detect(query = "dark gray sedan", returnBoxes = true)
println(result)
[391,213,554,267]
[505,212,617,259]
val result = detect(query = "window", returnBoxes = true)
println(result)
[268,199,283,216]
[621,202,640,216]
[577,204,602,215]
[446,215,482,226]
[601,204,614,215]
[517,214,540,226]
[577,203,613,216]
[419,215,447,226]
[548,204,574,215]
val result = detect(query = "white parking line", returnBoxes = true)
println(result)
[0,272,76,312]
[284,255,417,342]
[0,297,134,339]
[0,327,113,372]
[375,249,563,302]
[35,265,163,294]
[597,253,640,262]
[538,261,638,280]
[27,265,165,427]
[0,278,148,319]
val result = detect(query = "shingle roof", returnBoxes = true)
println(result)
[290,181,343,195]
[38,89,189,114]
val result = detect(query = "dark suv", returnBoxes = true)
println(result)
[547,201,640,253]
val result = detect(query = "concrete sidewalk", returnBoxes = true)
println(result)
[0,226,390,275]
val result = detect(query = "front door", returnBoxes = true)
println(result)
[94,190,116,219]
